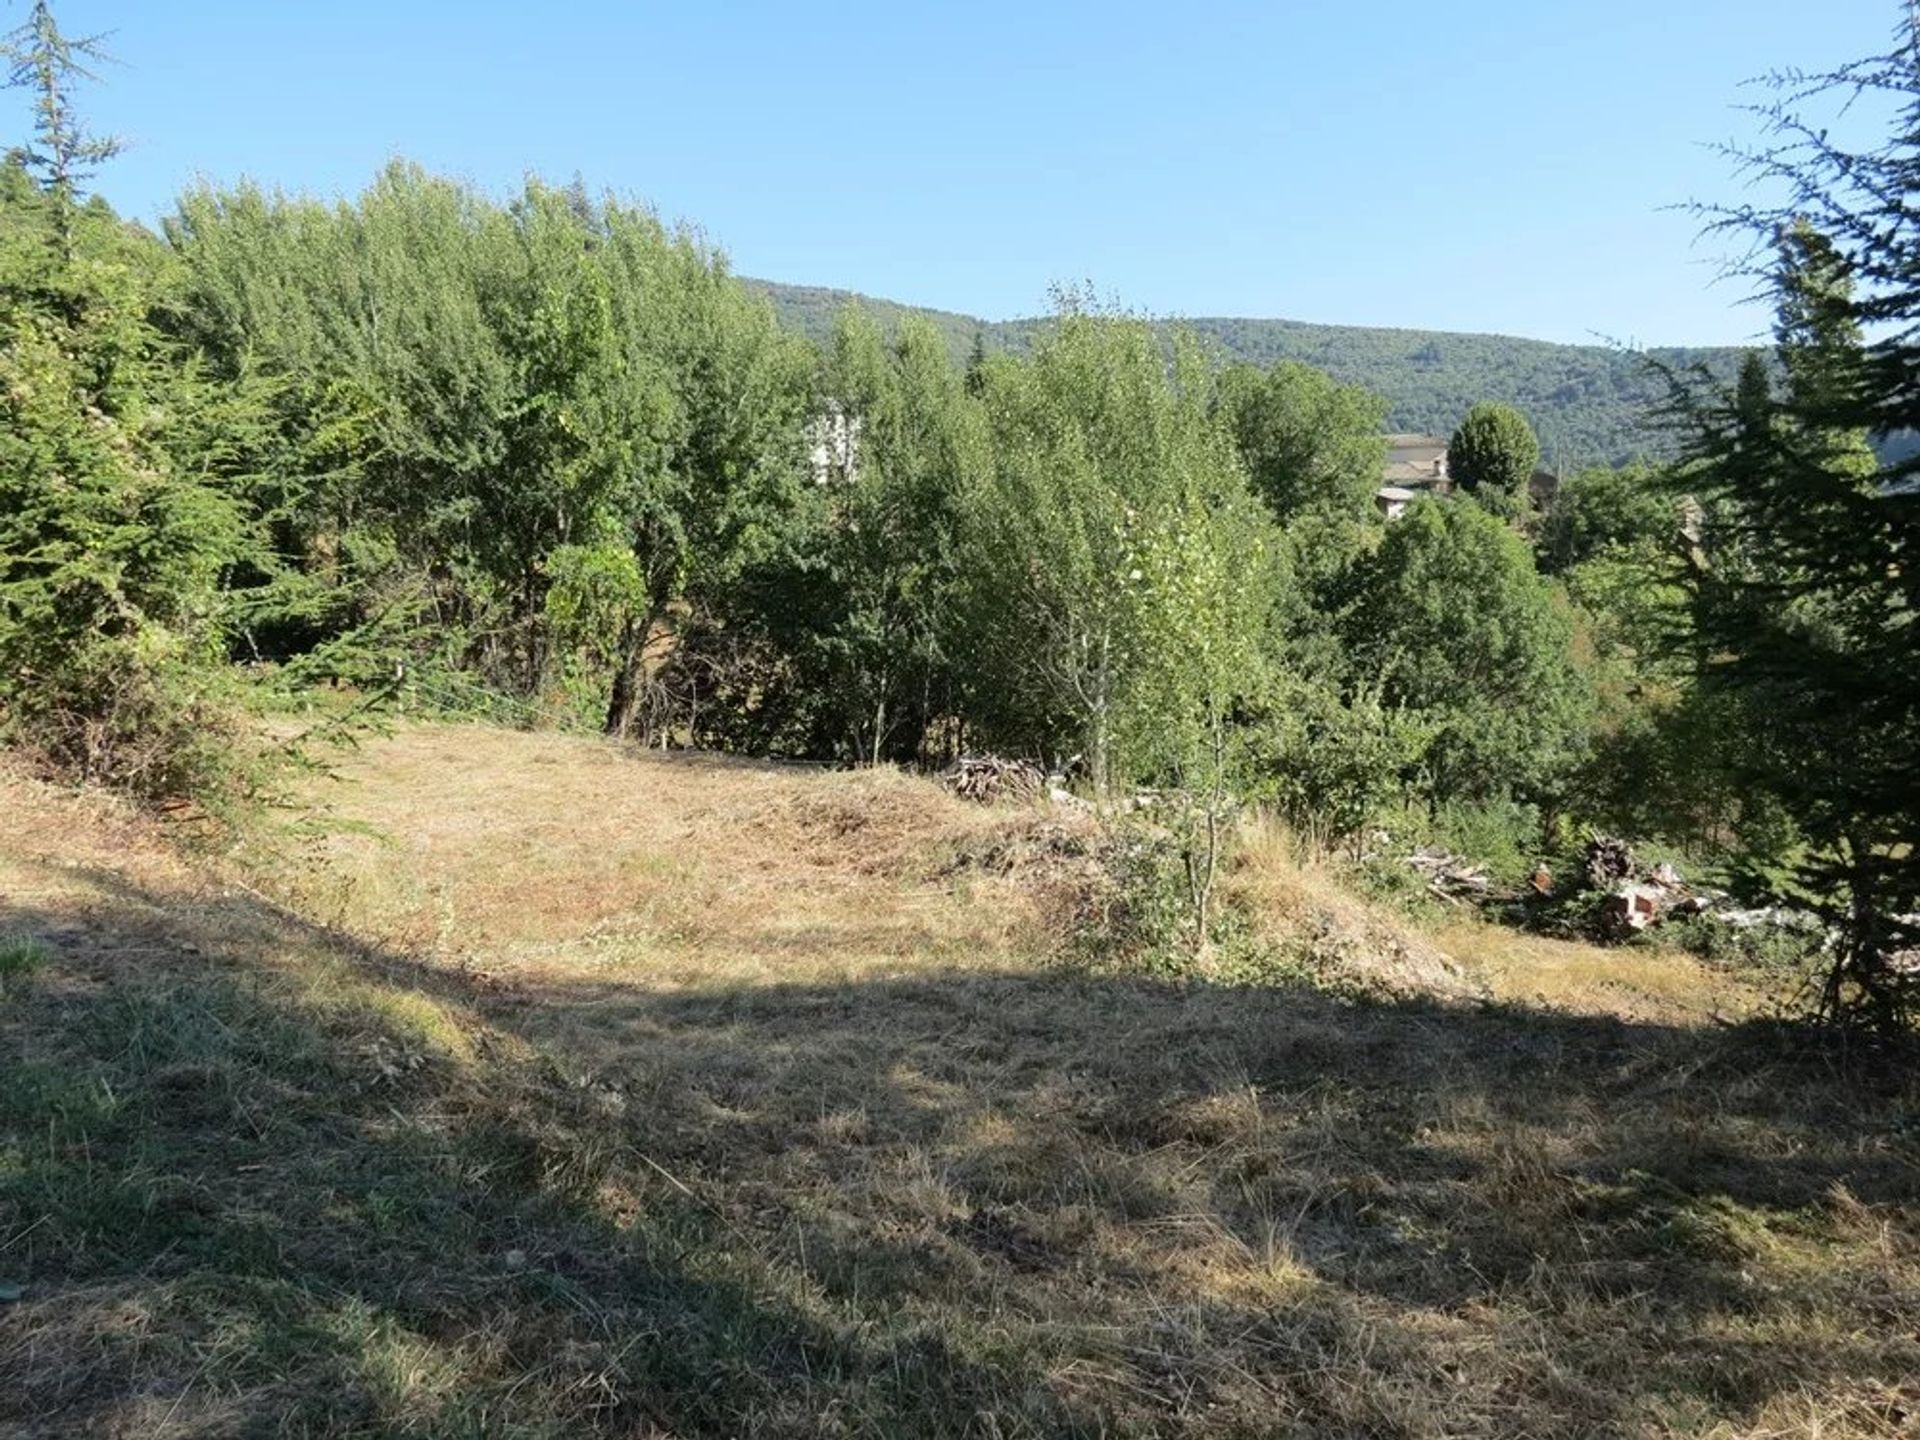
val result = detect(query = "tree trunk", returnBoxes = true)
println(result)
[603,614,648,738]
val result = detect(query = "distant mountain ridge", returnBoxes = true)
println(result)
[743,278,1748,471]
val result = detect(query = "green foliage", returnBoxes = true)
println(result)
[1538,461,1672,574]
[1070,825,1282,981]
[1661,910,1828,983]
[748,279,1747,469]
[1448,402,1541,515]
[1215,361,1386,526]
[1342,499,1589,807]
[3,1,118,260]
[964,300,1283,802]
[1662,39,1920,1025]
[0,935,49,993]
[0,14,257,803]
[783,308,988,763]
[540,541,649,724]
[164,166,814,736]
[1253,680,1426,854]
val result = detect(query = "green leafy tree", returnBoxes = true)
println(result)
[590,213,814,738]
[1342,499,1589,807]
[1214,360,1386,624]
[164,166,814,735]
[966,301,1282,802]
[4,0,117,262]
[1448,402,1541,516]
[779,307,987,763]
[1538,462,1671,574]
[1123,439,1280,954]
[1214,360,1386,526]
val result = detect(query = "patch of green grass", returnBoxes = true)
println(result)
[0,935,48,993]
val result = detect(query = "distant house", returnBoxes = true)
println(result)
[1375,433,1451,518]
[1373,432,1561,519]
[1383,433,1452,490]
[1374,486,1421,521]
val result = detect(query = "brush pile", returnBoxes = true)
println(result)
[1406,849,1495,904]
[1580,838,1715,939]
[941,755,1046,805]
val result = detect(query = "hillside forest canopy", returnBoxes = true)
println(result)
[0,0,1915,1030]
[745,278,1749,472]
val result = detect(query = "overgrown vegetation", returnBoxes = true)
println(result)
[5,5,1919,1432]
[0,0,1914,1029]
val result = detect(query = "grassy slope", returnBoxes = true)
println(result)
[741,278,1747,471]
[3,723,1917,1438]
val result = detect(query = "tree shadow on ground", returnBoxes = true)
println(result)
[2,865,1917,1437]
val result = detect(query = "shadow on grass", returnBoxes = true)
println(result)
[2,865,1917,1437]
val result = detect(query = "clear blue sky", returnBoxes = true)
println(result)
[4,0,1898,345]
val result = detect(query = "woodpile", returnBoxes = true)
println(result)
[1599,883,1668,940]
[1588,849,1715,940]
[1582,835,1636,892]
[1406,849,1494,904]
[941,755,1046,805]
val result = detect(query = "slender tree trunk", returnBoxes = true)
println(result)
[603,609,655,739]
[1186,714,1227,964]
[1087,631,1114,806]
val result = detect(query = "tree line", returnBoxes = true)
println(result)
[0,2,1913,1026]
[746,279,1750,471]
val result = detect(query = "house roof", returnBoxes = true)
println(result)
[1382,434,1449,484]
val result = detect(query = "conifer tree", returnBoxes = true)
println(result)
[1666,25,1920,1029]
[4,0,119,262]
[0,2,251,797]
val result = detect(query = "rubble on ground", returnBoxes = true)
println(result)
[1402,833,1832,948]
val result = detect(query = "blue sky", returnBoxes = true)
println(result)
[4,0,1897,344]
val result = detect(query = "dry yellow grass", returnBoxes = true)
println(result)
[1229,815,1754,1022]
[1429,916,1753,1023]
[266,723,1063,987]
[2,722,1916,1438]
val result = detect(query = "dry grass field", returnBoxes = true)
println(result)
[2,722,1916,1437]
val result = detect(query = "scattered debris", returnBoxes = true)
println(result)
[940,755,1046,805]
[1587,846,1716,939]
[1718,904,1822,932]
[1406,850,1493,904]
[1583,836,1636,892]
[1399,835,1833,949]
[1601,883,1667,940]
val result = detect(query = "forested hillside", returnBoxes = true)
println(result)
[745,278,1746,468]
